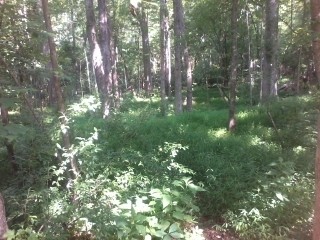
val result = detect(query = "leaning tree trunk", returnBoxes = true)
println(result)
[0,193,8,240]
[261,0,279,103]
[311,0,320,85]
[173,0,184,114]
[228,0,239,132]
[42,0,79,178]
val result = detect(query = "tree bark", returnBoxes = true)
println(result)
[130,2,152,95]
[160,0,169,116]
[261,0,279,103]
[228,0,239,132]
[311,0,320,85]
[314,116,320,240]
[98,0,113,115]
[42,0,79,178]
[85,0,110,117]
[173,0,184,114]
[0,106,18,173]
[0,193,8,240]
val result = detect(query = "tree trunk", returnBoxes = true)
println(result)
[41,0,79,178]
[311,0,320,85]
[173,0,184,114]
[261,0,279,103]
[160,0,169,116]
[85,0,109,118]
[130,2,152,95]
[0,193,8,240]
[0,106,18,173]
[98,0,113,115]
[228,0,239,132]
[314,116,320,240]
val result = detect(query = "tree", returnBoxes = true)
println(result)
[98,0,113,111]
[130,0,152,95]
[228,0,239,131]
[85,0,110,118]
[42,0,79,178]
[311,0,320,85]
[160,0,170,115]
[0,193,8,240]
[314,116,320,240]
[261,0,279,103]
[173,0,184,114]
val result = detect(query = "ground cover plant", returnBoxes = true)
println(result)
[0,87,316,239]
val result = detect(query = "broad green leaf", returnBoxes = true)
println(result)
[136,225,146,235]
[162,194,172,209]
[170,232,184,238]
[159,220,170,231]
[169,222,180,233]
[150,188,163,198]
[173,211,185,220]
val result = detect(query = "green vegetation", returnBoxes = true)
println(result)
[0,87,316,239]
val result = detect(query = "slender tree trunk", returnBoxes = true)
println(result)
[42,0,79,178]
[160,0,169,116]
[0,193,8,240]
[311,0,320,85]
[85,0,109,117]
[130,2,152,95]
[98,0,113,115]
[228,0,239,132]
[0,106,18,173]
[261,0,279,103]
[314,116,320,240]
[173,0,183,114]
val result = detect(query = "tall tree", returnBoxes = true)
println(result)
[42,0,79,178]
[98,0,113,112]
[160,0,170,115]
[85,0,110,117]
[314,116,320,240]
[261,0,279,103]
[173,0,184,114]
[228,0,239,131]
[311,0,320,85]
[130,1,152,94]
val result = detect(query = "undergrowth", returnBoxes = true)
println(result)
[0,88,317,239]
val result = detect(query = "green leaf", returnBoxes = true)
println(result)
[162,194,172,209]
[173,211,185,220]
[170,232,184,238]
[136,225,146,235]
[159,220,170,231]
[150,188,163,198]
[169,222,180,233]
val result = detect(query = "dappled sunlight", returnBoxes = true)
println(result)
[207,128,228,139]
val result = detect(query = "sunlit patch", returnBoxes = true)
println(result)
[208,128,228,138]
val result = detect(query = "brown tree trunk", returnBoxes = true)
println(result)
[0,193,8,240]
[98,0,113,115]
[173,0,184,114]
[228,0,239,132]
[311,0,320,85]
[85,0,110,117]
[314,116,320,240]
[130,2,152,95]
[41,0,79,178]
[261,0,279,103]
[160,0,169,116]
[0,106,18,173]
